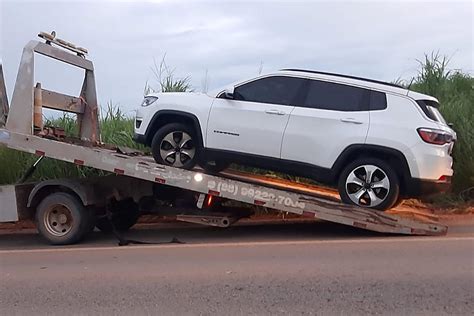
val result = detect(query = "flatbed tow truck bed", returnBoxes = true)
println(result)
[0,32,447,245]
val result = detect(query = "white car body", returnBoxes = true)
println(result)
[134,69,455,203]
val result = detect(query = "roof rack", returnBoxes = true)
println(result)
[281,68,405,89]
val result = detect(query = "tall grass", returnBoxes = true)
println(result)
[409,53,474,195]
[0,103,140,184]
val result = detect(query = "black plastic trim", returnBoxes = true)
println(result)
[405,178,451,197]
[203,148,334,184]
[141,110,204,146]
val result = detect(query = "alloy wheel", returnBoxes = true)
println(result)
[345,164,390,207]
[159,131,196,167]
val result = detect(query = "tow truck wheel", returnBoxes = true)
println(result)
[35,192,90,245]
[96,199,140,233]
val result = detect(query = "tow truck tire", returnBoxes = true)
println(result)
[35,192,90,245]
[96,199,140,233]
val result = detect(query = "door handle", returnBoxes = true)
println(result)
[265,109,285,115]
[340,118,363,124]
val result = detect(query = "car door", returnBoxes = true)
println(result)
[207,76,305,158]
[281,79,370,169]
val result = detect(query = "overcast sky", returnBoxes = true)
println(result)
[1,0,472,114]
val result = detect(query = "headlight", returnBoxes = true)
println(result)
[141,96,158,107]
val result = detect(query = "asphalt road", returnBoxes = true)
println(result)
[1,221,473,315]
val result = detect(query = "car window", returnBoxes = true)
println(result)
[416,100,447,124]
[370,90,387,110]
[303,80,369,111]
[234,76,305,106]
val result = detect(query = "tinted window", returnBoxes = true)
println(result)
[370,90,387,110]
[234,76,305,105]
[303,80,369,111]
[416,100,446,124]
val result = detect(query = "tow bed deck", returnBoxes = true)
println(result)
[0,129,447,236]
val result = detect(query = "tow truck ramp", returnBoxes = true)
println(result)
[0,32,447,244]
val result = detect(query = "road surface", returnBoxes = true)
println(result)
[1,221,473,315]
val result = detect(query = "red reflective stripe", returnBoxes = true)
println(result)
[302,211,315,218]
[353,222,367,229]
[154,177,166,184]
[254,199,265,206]
[208,190,220,196]
[35,150,45,156]
[74,159,84,165]
[114,168,124,175]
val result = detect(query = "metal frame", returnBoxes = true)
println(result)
[0,33,448,236]
[5,40,99,142]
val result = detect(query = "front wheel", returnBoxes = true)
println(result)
[151,123,199,169]
[338,158,400,211]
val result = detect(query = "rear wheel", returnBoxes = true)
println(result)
[151,123,199,169]
[96,199,140,233]
[35,192,90,245]
[338,158,400,211]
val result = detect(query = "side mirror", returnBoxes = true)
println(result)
[223,89,234,100]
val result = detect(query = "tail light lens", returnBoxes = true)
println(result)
[417,128,453,145]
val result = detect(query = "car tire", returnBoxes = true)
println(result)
[151,123,199,169]
[338,158,400,211]
[35,192,90,245]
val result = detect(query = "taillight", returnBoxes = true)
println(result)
[438,175,452,183]
[417,128,453,145]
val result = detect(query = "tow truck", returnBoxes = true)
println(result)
[0,32,447,245]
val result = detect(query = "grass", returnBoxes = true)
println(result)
[0,54,472,209]
[408,53,474,199]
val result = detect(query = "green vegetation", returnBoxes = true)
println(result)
[409,53,473,197]
[0,103,140,184]
[0,54,472,207]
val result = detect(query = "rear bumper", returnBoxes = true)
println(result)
[405,177,452,197]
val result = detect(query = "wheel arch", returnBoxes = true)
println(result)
[332,144,412,195]
[144,110,204,147]
[27,179,95,209]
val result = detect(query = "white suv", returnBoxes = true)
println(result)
[134,69,456,210]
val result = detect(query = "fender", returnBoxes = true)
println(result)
[331,144,412,180]
[143,109,204,146]
[27,178,96,208]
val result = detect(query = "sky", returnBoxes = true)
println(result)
[1,0,473,115]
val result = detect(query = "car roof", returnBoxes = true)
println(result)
[276,69,438,102]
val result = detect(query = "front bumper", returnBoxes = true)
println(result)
[133,133,147,145]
